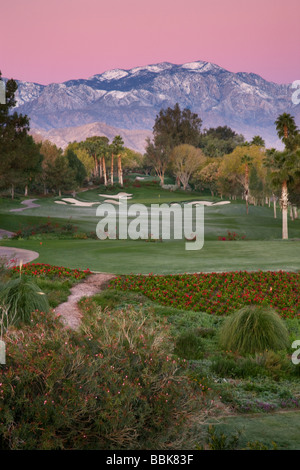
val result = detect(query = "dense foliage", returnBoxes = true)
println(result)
[0,307,205,450]
[110,271,300,318]
[10,263,91,281]
[218,305,290,354]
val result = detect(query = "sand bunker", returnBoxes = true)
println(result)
[186,200,231,206]
[103,199,121,205]
[61,198,99,207]
[186,201,213,206]
[99,192,133,199]
[212,201,231,206]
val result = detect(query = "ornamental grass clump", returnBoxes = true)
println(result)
[0,276,49,326]
[218,306,290,355]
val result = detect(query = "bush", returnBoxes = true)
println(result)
[211,354,266,379]
[0,308,206,450]
[173,329,204,360]
[218,306,290,355]
[0,277,49,326]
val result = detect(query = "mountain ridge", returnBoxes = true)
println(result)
[5,60,300,150]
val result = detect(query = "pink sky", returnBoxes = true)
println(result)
[1,0,300,85]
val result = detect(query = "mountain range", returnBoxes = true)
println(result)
[7,60,300,152]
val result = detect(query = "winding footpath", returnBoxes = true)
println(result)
[10,198,41,212]
[55,272,116,329]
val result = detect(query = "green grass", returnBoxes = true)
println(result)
[81,286,300,449]
[1,183,300,274]
[1,238,299,274]
[208,411,300,450]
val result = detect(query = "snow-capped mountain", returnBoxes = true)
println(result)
[8,60,300,149]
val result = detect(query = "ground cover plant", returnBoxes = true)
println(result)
[110,271,300,318]
[0,307,208,450]
[78,287,300,449]
[10,262,91,281]
[218,306,290,354]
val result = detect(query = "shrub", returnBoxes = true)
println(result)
[173,329,204,360]
[218,306,290,355]
[0,308,206,450]
[211,354,266,379]
[0,277,49,326]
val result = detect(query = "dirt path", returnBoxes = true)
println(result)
[0,246,39,265]
[10,198,40,212]
[55,272,115,329]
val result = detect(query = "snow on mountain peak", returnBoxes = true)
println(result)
[130,63,173,75]
[181,61,219,72]
[94,69,129,81]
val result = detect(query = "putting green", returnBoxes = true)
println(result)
[1,239,299,274]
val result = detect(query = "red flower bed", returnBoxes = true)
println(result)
[110,271,300,318]
[11,263,91,281]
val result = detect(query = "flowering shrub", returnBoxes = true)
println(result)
[218,231,246,241]
[0,308,207,450]
[110,271,300,318]
[10,263,91,281]
[12,219,78,239]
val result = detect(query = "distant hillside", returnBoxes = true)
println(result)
[30,122,152,153]
[9,60,300,148]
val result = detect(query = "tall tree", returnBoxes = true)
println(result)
[111,135,124,186]
[171,144,205,190]
[275,113,298,148]
[45,155,76,197]
[145,138,169,185]
[264,149,300,239]
[81,136,109,179]
[251,135,265,147]
[65,148,87,187]
[0,72,32,195]
[39,140,63,194]
[146,104,202,183]
[153,103,202,150]
[241,154,253,214]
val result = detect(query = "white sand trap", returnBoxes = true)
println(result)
[212,201,231,206]
[99,192,133,199]
[135,177,145,180]
[103,199,121,205]
[61,198,99,207]
[54,201,68,205]
[186,201,213,206]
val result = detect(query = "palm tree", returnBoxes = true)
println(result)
[275,113,297,143]
[241,154,253,214]
[111,135,125,186]
[264,149,300,239]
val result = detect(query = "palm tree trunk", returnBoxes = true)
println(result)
[245,164,249,214]
[25,185,28,197]
[111,154,114,186]
[281,180,288,240]
[118,155,123,186]
[273,194,277,219]
[293,206,298,219]
[102,157,107,186]
[11,184,14,200]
